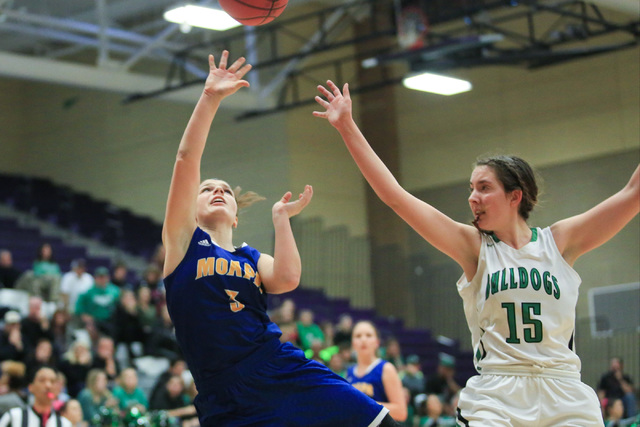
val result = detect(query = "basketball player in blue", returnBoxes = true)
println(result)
[347,321,407,422]
[314,80,639,426]
[162,51,399,427]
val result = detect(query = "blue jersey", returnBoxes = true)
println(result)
[164,227,282,384]
[347,359,389,403]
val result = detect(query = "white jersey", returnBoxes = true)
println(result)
[457,227,582,374]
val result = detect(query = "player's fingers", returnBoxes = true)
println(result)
[209,54,217,70]
[315,96,329,107]
[236,64,252,79]
[228,56,246,73]
[327,80,341,97]
[219,50,229,70]
[312,111,327,119]
[343,83,350,99]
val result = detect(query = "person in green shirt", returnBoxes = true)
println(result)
[75,267,120,337]
[30,242,62,302]
[112,368,149,413]
[296,309,324,351]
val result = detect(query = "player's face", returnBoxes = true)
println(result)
[352,323,379,356]
[197,179,238,226]
[468,166,513,231]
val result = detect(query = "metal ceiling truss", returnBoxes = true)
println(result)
[125,0,640,120]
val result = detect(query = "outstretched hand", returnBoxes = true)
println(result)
[312,80,352,128]
[273,185,314,219]
[203,50,252,99]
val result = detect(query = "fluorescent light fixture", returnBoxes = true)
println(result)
[402,72,472,95]
[164,4,241,31]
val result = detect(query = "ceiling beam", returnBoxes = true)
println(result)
[0,51,265,109]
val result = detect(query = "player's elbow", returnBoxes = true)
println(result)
[389,405,408,422]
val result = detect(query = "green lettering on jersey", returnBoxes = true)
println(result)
[518,267,528,289]
[500,269,508,291]
[552,276,561,300]
[490,271,500,295]
[542,271,553,295]
[509,268,518,289]
[530,268,541,290]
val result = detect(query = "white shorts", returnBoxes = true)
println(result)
[457,370,604,426]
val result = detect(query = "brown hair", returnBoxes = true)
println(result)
[233,186,266,210]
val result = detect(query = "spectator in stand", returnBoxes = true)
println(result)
[25,338,58,379]
[150,244,165,272]
[425,353,460,417]
[598,357,638,418]
[271,298,298,345]
[50,309,72,358]
[90,336,120,384]
[0,311,28,362]
[400,354,425,413]
[60,259,93,314]
[59,341,92,398]
[334,313,354,347]
[417,394,455,427]
[113,290,145,364]
[604,398,625,427]
[338,341,355,369]
[111,368,148,413]
[149,357,186,407]
[296,309,325,351]
[75,267,120,339]
[110,264,133,290]
[0,249,21,289]
[31,243,62,302]
[51,371,70,411]
[149,375,197,422]
[328,352,347,378]
[60,399,87,427]
[76,369,118,423]
[0,360,27,413]
[382,337,405,371]
[145,305,181,360]
[0,366,71,427]
[21,296,53,350]
[137,265,165,308]
[136,286,157,336]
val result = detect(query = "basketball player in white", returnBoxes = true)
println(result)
[313,80,639,426]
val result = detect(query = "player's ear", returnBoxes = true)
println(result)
[510,189,523,206]
[233,217,238,229]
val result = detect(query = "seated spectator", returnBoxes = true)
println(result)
[111,368,148,413]
[75,267,120,339]
[149,358,186,407]
[21,296,53,350]
[60,399,88,427]
[90,336,120,384]
[296,309,324,351]
[272,299,298,345]
[0,249,21,289]
[60,259,93,314]
[0,366,71,427]
[333,313,353,347]
[76,369,118,422]
[0,360,27,413]
[337,341,355,369]
[50,309,72,358]
[59,341,92,398]
[137,265,165,309]
[113,290,145,363]
[0,311,29,362]
[51,371,70,411]
[598,357,638,418]
[110,264,133,290]
[425,353,460,417]
[25,338,58,380]
[417,394,456,427]
[145,305,181,360]
[136,286,157,335]
[400,354,425,412]
[604,398,625,427]
[382,337,405,371]
[150,244,165,272]
[328,353,346,378]
[30,243,62,302]
[149,375,197,422]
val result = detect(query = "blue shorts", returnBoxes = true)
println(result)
[194,339,387,426]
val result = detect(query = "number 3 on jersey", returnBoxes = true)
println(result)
[225,289,245,312]
[502,302,543,343]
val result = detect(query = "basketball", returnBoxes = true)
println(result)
[218,0,288,26]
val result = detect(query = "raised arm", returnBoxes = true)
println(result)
[551,164,640,265]
[313,81,480,277]
[162,51,251,277]
[258,185,313,294]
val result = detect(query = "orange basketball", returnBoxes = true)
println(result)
[218,0,288,26]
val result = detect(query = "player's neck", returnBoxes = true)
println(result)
[493,220,532,249]
[200,225,235,252]
[357,354,378,370]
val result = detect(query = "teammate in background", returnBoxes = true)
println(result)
[314,80,640,426]
[347,321,407,422]
[162,51,400,427]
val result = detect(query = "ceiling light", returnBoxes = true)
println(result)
[402,71,472,95]
[164,4,241,31]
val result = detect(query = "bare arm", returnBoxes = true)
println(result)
[258,186,313,294]
[551,164,639,265]
[313,81,480,277]
[380,362,408,421]
[162,51,252,277]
